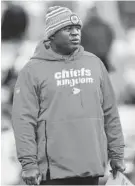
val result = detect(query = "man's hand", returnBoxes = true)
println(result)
[22,168,42,185]
[110,159,126,179]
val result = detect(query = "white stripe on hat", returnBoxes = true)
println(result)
[46,9,71,22]
[46,7,64,16]
[46,20,72,34]
[46,7,71,19]
[46,18,70,32]
[46,12,70,26]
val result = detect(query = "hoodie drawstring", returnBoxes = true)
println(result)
[45,120,50,180]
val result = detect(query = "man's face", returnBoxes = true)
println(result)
[52,25,81,54]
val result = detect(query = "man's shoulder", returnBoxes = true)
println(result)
[83,51,102,64]
[21,57,47,73]
[83,51,99,59]
[83,50,103,69]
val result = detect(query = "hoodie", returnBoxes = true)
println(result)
[12,40,124,180]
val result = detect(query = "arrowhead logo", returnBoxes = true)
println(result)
[72,87,81,95]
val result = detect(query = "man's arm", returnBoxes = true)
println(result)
[100,60,125,163]
[12,64,39,171]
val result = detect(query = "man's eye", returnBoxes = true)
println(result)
[76,26,81,30]
[65,27,71,31]
[63,26,81,32]
[62,26,71,31]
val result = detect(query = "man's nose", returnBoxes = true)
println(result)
[71,27,79,35]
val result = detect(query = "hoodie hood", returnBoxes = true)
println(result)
[31,40,84,62]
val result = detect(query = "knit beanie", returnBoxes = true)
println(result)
[45,6,82,39]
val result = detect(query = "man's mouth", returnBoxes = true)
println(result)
[71,39,80,44]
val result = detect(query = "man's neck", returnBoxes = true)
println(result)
[50,43,75,56]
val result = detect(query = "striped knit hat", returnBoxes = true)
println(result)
[45,6,82,39]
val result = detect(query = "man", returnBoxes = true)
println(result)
[12,6,125,185]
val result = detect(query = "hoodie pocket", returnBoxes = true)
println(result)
[46,117,108,175]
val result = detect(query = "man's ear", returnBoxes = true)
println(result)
[49,35,54,40]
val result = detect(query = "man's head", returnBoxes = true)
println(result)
[45,6,82,55]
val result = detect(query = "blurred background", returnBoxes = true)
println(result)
[1,0,135,185]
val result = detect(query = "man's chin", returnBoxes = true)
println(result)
[71,43,80,49]
[72,45,80,52]
[65,44,80,54]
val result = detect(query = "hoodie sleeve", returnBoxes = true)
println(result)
[100,60,125,161]
[12,64,39,171]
